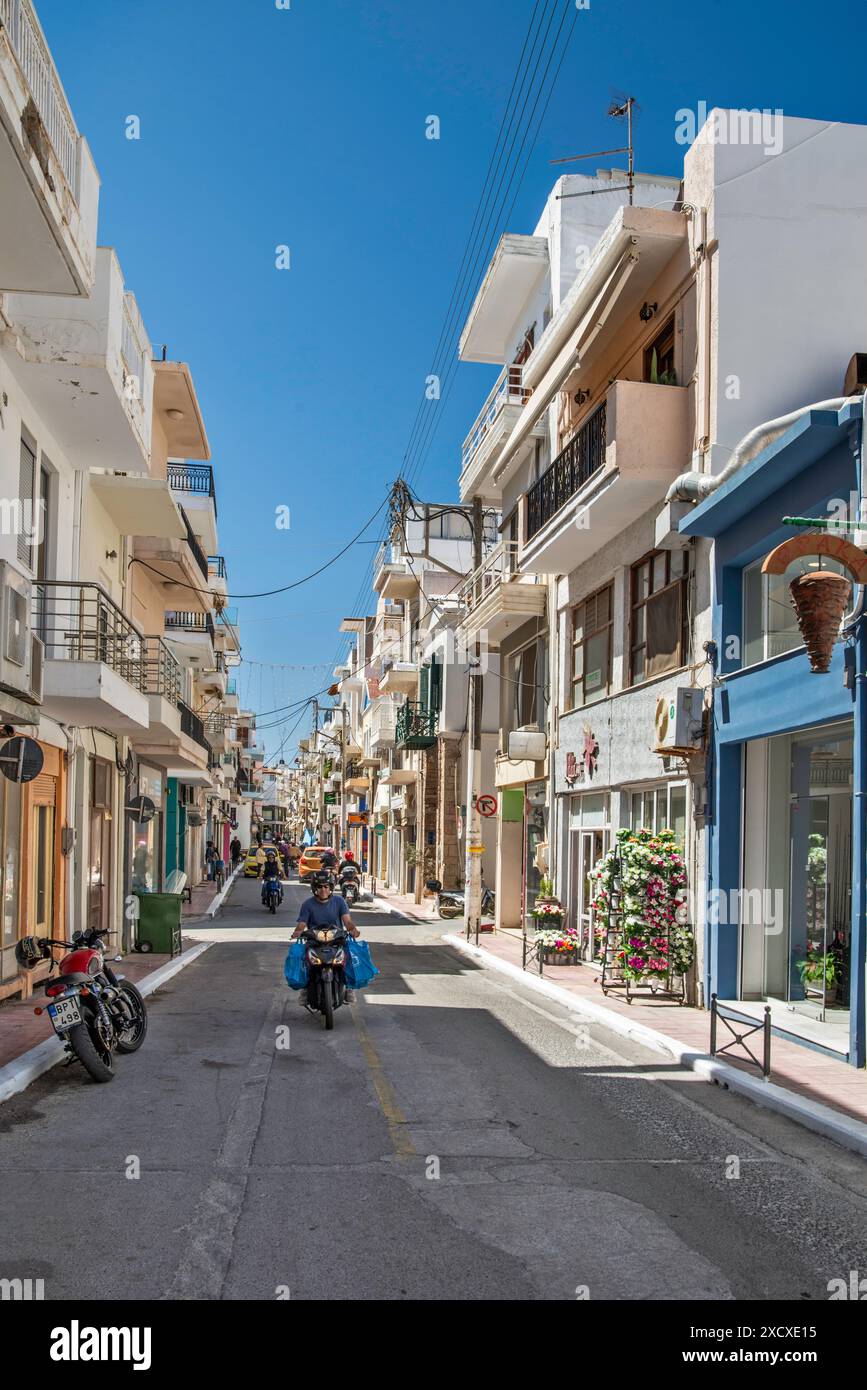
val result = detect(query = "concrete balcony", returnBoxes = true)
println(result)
[367,696,397,752]
[379,660,418,697]
[132,503,212,612]
[459,364,546,503]
[521,379,690,575]
[459,540,546,646]
[0,0,99,295]
[130,636,185,766]
[4,248,153,470]
[459,233,549,364]
[164,610,216,672]
[34,580,149,732]
[167,461,217,556]
[373,544,419,601]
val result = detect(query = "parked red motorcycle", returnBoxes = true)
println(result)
[16,926,148,1083]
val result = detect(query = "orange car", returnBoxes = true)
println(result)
[298,846,336,882]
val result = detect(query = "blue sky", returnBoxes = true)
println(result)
[38,0,866,757]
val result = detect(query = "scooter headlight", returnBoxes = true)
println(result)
[307,950,321,965]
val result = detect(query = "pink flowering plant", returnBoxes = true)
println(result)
[535,926,580,953]
[592,827,693,982]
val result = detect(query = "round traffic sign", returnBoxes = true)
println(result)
[374,822,386,836]
[126,794,156,823]
[0,737,44,784]
[476,794,497,818]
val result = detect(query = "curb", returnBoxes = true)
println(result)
[0,941,213,1107]
[443,934,867,1159]
[208,863,243,918]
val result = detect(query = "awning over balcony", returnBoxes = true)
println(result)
[89,473,186,539]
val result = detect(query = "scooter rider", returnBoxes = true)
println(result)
[293,872,360,1007]
[261,849,283,904]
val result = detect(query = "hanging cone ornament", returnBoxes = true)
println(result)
[788,571,851,673]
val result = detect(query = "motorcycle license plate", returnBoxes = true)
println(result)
[47,997,82,1032]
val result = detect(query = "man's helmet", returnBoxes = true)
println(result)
[311,872,332,891]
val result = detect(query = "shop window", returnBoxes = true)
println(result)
[643,316,676,385]
[570,583,612,709]
[630,549,690,685]
[629,782,688,849]
[742,554,856,667]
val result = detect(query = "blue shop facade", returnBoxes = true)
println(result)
[681,401,866,1067]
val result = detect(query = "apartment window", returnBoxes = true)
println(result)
[629,782,688,849]
[512,637,546,729]
[17,435,36,569]
[570,584,613,709]
[630,549,690,685]
[426,510,473,542]
[742,554,855,667]
[643,316,676,384]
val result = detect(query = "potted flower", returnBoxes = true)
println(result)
[796,948,838,1004]
[534,925,580,965]
[592,828,694,990]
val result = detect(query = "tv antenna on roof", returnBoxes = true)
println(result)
[551,95,638,205]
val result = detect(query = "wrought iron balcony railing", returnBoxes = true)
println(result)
[178,699,210,752]
[526,400,607,542]
[395,700,437,749]
[167,462,217,517]
[165,610,216,643]
[208,555,227,580]
[179,507,209,580]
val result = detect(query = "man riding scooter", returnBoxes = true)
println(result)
[260,849,283,907]
[292,872,360,1007]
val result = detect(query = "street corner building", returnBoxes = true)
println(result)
[0,2,258,998]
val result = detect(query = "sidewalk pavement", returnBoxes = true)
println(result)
[372,883,867,1153]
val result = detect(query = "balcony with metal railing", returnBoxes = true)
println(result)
[0,0,99,296]
[459,364,546,502]
[457,539,544,644]
[396,700,437,750]
[33,580,150,732]
[168,461,218,555]
[521,380,689,576]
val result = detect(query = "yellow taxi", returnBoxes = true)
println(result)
[298,845,335,883]
[243,847,264,878]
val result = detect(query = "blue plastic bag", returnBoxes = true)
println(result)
[283,940,308,990]
[344,939,379,989]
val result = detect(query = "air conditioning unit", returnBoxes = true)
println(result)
[654,688,705,753]
[0,561,36,701]
[508,728,547,761]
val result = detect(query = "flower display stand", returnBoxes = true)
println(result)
[592,829,693,1006]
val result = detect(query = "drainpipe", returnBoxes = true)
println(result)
[666,397,859,504]
[850,414,867,1068]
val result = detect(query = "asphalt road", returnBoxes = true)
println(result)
[1,872,865,1301]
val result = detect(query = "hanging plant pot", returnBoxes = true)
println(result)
[788,571,851,673]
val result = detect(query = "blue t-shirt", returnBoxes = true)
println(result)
[298,895,350,929]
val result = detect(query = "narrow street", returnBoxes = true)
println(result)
[2,875,865,1302]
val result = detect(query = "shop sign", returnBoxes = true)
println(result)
[565,726,600,787]
[374,823,386,836]
[0,736,43,784]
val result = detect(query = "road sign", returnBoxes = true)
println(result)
[126,794,156,823]
[324,793,336,805]
[0,736,43,784]
[476,794,498,818]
